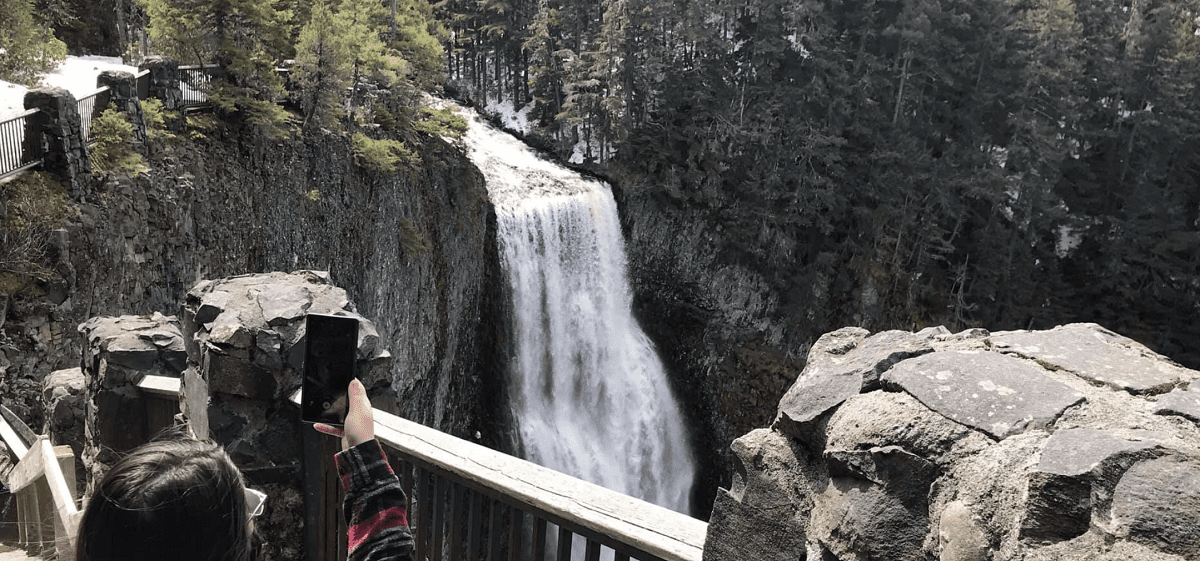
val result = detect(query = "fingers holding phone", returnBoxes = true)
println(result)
[314,379,375,450]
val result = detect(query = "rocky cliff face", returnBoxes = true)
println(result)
[1,114,508,451]
[703,323,1200,560]
[610,174,807,517]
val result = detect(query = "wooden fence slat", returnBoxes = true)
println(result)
[432,476,447,561]
[450,483,465,560]
[489,498,505,561]
[556,525,573,561]
[532,517,547,561]
[416,467,432,560]
[585,539,602,561]
[507,508,524,561]
[402,460,414,516]
[467,488,484,559]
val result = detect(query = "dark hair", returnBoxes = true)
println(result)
[76,437,252,561]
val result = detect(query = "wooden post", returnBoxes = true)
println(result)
[301,426,347,561]
[50,444,77,560]
[137,375,184,437]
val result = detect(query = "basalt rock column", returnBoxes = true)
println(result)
[179,270,392,561]
[78,312,187,485]
[703,323,1200,561]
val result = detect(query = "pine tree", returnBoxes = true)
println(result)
[385,0,446,90]
[0,0,68,87]
[334,0,407,115]
[138,0,292,130]
[293,0,352,131]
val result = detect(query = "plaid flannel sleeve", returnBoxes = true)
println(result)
[335,440,416,561]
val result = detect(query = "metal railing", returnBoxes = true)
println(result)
[0,109,44,179]
[77,86,112,144]
[179,65,211,108]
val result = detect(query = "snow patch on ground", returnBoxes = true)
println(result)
[483,97,533,135]
[1,56,136,121]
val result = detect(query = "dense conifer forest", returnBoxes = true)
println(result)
[440,0,1200,367]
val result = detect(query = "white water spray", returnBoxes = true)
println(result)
[461,109,695,514]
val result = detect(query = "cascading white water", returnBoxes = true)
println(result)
[461,108,695,514]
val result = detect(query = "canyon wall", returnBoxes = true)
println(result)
[0,88,510,456]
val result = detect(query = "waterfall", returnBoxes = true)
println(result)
[461,108,695,514]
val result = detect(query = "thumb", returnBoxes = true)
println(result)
[348,378,369,409]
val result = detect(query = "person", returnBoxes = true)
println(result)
[315,379,416,561]
[74,434,255,561]
[75,379,414,561]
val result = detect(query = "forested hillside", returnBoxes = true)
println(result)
[441,0,1200,369]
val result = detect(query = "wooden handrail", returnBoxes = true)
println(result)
[373,409,706,561]
[8,437,80,558]
[0,413,29,458]
[287,389,706,560]
[1,384,705,560]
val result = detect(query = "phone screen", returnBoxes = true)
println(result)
[301,313,359,424]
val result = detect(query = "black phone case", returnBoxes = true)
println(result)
[301,313,359,424]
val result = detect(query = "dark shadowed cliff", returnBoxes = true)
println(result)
[1,117,511,451]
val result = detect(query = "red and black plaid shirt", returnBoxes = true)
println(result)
[335,440,416,561]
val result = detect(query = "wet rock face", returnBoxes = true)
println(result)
[29,112,509,450]
[703,323,1200,561]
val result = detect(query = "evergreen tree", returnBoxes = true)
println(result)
[138,0,292,130]
[385,0,446,89]
[293,0,352,131]
[0,0,68,87]
[334,0,407,115]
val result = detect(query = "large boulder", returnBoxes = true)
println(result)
[703,323,1200,561]
[179,270,392,461]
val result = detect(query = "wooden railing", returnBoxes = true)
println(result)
[0,374,181,558]
[2,380,706,561]
[292,389,705,561]
[0,408,81,560]
[371,409,706,561]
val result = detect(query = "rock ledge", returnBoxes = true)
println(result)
[703,323,1200,561]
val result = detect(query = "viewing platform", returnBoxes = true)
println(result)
[0,372,706,561]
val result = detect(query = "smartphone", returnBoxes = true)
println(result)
[301,313,359,424]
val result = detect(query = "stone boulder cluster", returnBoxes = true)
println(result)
[703,323,1200,561]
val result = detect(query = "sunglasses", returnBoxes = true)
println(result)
[245,488,267,518]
